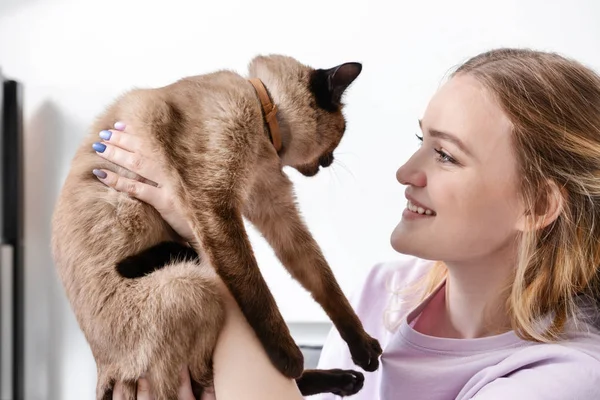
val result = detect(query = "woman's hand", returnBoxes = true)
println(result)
[92,122,196,244]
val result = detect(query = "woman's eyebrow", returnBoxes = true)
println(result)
[419,119,475,158]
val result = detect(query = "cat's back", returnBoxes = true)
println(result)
[166,69,252,102]
[160,69,262,130]
[52,69,262,266]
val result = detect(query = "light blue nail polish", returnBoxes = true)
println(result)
[92,169,107,179]
[92,142,106,153]
[114,121,126,131]
[99,130,112,140]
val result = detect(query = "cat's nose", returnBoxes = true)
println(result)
[319,153,334,168]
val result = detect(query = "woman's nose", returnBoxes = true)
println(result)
[396,152,427,187]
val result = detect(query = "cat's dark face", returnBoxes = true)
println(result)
[293,62,362,177]
[248,56,362,176]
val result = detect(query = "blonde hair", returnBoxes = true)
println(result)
[418,48,600,342]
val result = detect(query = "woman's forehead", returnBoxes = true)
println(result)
[422,75,513,160]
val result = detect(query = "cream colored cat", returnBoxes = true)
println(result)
[51,54,382,400]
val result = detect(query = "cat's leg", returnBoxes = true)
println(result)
[138,258,223,400]
[188,286,221,398]
[139,99,303,378]
[244,169,382,372]
[295,369,364,397]
[183,200,305,379]
[147,359,182,400]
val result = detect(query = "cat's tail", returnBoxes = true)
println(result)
[115,241,199,279]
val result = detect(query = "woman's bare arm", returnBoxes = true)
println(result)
[210,280,304,400]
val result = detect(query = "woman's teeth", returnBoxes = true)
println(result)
[407,200,435,215]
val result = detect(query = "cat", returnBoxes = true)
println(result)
[51,54,382,400]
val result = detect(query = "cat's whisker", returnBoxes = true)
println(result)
[333,151,360,163]
[332,160,356,182]
[329,164,342,188]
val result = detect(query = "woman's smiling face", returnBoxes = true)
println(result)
[391,74,525,263]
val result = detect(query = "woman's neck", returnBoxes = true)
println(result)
[414,253,515,339]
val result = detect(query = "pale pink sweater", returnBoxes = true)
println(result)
[311,257,600,399]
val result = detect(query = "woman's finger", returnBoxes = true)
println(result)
[178,366,196,400]
[112,381,125,400]
[97,128,140,154]
[93,168,166,208]
[114,121,127,131]
[137,377,155,400]
[93,141,161,182]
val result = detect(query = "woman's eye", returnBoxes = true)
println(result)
[415,133,458,165]
[434,149,458,164]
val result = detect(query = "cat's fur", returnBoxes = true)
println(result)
[51,54,382,400]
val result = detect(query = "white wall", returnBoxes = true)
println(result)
[1,0,600,398]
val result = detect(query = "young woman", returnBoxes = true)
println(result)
[98,48,600,399]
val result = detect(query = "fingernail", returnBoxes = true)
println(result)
[99,130,112,140]
[92,169,107,179]
[92,142,106,153]
[114,121,126,131]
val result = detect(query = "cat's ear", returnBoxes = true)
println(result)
[310,62,362,111]
[326,62,362,104]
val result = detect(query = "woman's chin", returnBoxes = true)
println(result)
[390,225,431,259]
[390,225,410,253]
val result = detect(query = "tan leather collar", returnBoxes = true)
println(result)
[248,78,282,153]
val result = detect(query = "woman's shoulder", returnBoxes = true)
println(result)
[557,324,600,362]
[466,333,600,399]
[457,320,600,399]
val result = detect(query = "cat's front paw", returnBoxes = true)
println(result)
[267,339,305,379]
[349,335,382,372]
[329,369,365,397]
